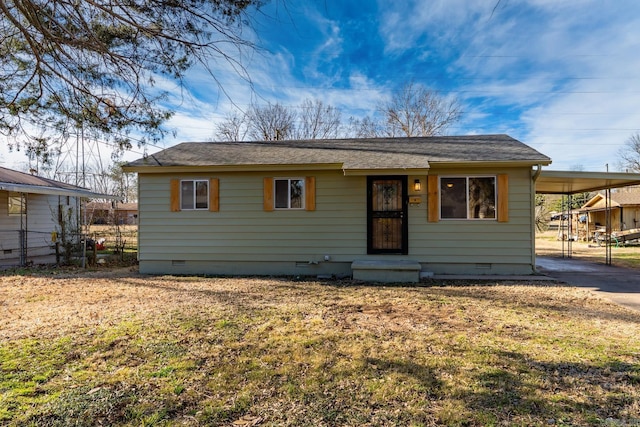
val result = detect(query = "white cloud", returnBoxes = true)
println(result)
[374,0,640,171]
[378,0,489,54]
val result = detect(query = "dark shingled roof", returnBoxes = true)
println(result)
[126,135,551,170]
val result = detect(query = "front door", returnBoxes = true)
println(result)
[367,176,408,254]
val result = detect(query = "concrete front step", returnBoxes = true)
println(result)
[351,259,423,283]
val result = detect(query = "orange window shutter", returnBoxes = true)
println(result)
[427,175,439,222]
[170,179,180,212]
[305,176,316,211]
[497,174,509,222]
[209,178,219,212]
[263,177,274,211]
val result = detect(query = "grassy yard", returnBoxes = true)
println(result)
[536,231,640,269]
[1,268,639,426]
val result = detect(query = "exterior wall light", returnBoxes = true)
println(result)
[414,179,421,191]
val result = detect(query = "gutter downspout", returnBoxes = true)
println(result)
[531,165,543,273]
[532,164,542,182]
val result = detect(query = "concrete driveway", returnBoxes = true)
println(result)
[536,256,640,312]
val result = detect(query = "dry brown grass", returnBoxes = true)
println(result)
[536,231,640,268]
[2,266,640,426]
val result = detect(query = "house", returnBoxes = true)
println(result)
[579,190,640,237]
[124,135,553,281]
[85,201,138,225]
[0,166,113,267]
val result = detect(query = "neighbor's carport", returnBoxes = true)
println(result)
[535,170,640,265]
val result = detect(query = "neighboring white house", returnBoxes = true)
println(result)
[0,166,114,267]
[124,135,554,281]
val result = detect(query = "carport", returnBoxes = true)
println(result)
[535,169,640,265]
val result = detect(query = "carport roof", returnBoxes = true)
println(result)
[536,170,640,194]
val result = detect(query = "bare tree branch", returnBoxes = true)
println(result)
[380,81,462,137]
[346,116,384,138]
[347,82,462,138]
[296,99,342,140]
[215,111,248,142]
[247,102,296,141]
[215,98,343,142]
[212,83,462,143]
[618,133,640,173]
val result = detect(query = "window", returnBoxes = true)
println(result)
[8,193,25,216]
[170,178,219,212]
[263,176,315,211]
[180,180,209,210]
[440,176,496,219]
[274,178,304,209]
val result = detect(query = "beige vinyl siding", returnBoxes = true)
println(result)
[0,192,68,263]
[137,166,537,275]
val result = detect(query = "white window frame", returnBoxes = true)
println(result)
[180,179,209,211]
[274,178,305,210]
[439,175,497,220]
[8,192,25,216]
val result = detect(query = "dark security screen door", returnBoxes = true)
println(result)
[367,176,408,254]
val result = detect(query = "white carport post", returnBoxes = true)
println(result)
[605,187,612,265]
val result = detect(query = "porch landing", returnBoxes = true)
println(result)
[351,259,422,283]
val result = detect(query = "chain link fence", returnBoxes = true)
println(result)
[0,226,138,268]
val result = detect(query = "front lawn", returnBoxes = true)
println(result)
[1,269,639,426]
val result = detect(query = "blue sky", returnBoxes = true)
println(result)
[2,0,640,172]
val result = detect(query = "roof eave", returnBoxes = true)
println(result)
[428,160,551,169]
[579,205,622,213]
[123,163,347,174]
[342,168,430,176]
[0,182,119,199]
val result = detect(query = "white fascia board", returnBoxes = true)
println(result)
[0,182,120,199]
